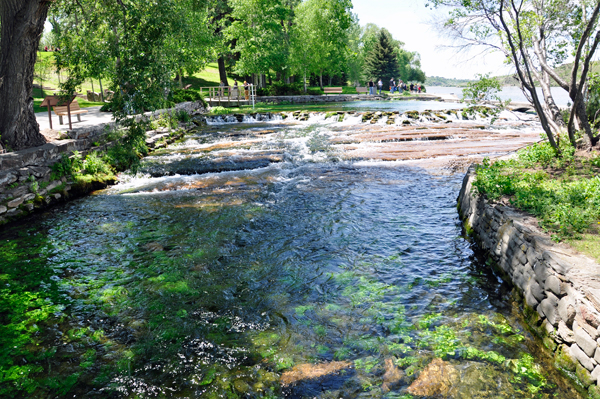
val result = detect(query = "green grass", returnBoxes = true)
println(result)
[472,141,600,252]
[181,62,222,89]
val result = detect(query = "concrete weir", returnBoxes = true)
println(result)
[458,165,600,396]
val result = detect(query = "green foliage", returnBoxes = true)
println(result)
[463,74,504,104]
[209,106,233,115]
[175,110,191,123]
[473,142,600,240]
[364,29,401,88]
[171,89,207,108]
[104,120,149,174]
[82,152,113,176]
[587,73,600,129]
[265,82,304,96]
[51,152,80,178]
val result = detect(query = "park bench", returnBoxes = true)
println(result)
[324,87,343,95]
[53,100,88,125]
[356,87,368,94]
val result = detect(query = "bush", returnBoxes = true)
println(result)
[171,89,207,108]
[265,82,304,96]
[307,88,323,95]
[176,109,191,123]
[472,141,600,240]
[209,106,232,115]
[82,152,113,175]
[104,119,149,174]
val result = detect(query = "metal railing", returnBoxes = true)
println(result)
[197,85,256,108]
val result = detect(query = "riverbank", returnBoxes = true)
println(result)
[458,164,600,398]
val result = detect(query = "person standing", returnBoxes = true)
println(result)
[368,79,374,95]
[233,80,239,98]
[377,79,383,95]
[417,84,422,93]
[390,78,396,94]
[244,81,249,100]
[410,83,414,92]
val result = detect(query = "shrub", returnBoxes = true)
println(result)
[82,152,113,175]
[209,106,232,115]
[176,109,191,123]
[171,89,207,108]
[265,82,304,96]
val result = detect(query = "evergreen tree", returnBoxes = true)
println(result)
[364,30,400,90]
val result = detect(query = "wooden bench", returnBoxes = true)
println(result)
[324,87,343,95]
[356,87,368,94]
[53,100,89,125]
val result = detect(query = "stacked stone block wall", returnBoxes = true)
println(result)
[0,101,203,226]
[459,166,600,396]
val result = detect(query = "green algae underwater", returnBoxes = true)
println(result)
[0,120,585,398]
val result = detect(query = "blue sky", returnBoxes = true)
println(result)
[352,0,512,79]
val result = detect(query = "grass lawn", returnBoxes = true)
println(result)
[181,62,222,89]
[472,141,600,262]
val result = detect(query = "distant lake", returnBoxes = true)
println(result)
[427,86,572,107]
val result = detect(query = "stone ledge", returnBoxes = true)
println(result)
[458,165,600,391]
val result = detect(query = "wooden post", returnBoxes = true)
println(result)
[67,102,73,130]
[228,86,231,107]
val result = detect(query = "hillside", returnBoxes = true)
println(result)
[426,76,473,87]
[496,61,600,86]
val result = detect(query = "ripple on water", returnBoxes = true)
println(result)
[0,120,582,399]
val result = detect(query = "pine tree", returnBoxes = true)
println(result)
[364,30,400,90]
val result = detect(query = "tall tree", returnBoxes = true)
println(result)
[290,0,352,88]
[364,29,400,88]
[0,0,53,151]
[225,0,294,81]
[52,0,212,119]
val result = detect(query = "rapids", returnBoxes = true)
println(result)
[0,113,583,398]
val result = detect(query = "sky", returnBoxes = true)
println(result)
[351,0,513,80]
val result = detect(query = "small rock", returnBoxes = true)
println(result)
[280,361,352,386]
[407,358,459,397]
[0,206,6,215]
[7,197,24,208]
[381,358,404,393]
[144,242,164,252]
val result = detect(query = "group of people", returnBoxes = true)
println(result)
[367,79,422,95]
[222,80,251,100]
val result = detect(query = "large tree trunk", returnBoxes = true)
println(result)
[0,0,51,151]
[217,56,229,87]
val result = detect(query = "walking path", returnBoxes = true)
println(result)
[35,106,112,139]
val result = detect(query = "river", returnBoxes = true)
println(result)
[427,86,572,107]
[0,110,582,398]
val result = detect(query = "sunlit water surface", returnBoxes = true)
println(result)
[0,119,582,399]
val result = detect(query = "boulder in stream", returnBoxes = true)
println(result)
[407,358,459,397]
[280,361,352,386]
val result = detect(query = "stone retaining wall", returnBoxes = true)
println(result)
[0,101,204,226]
[458,165,600,397]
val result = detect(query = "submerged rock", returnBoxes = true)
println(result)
[382,358,404,393]
[280,361,352,386]
[407,358,459,397]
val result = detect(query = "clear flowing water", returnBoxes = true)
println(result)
[0,119,582,398]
